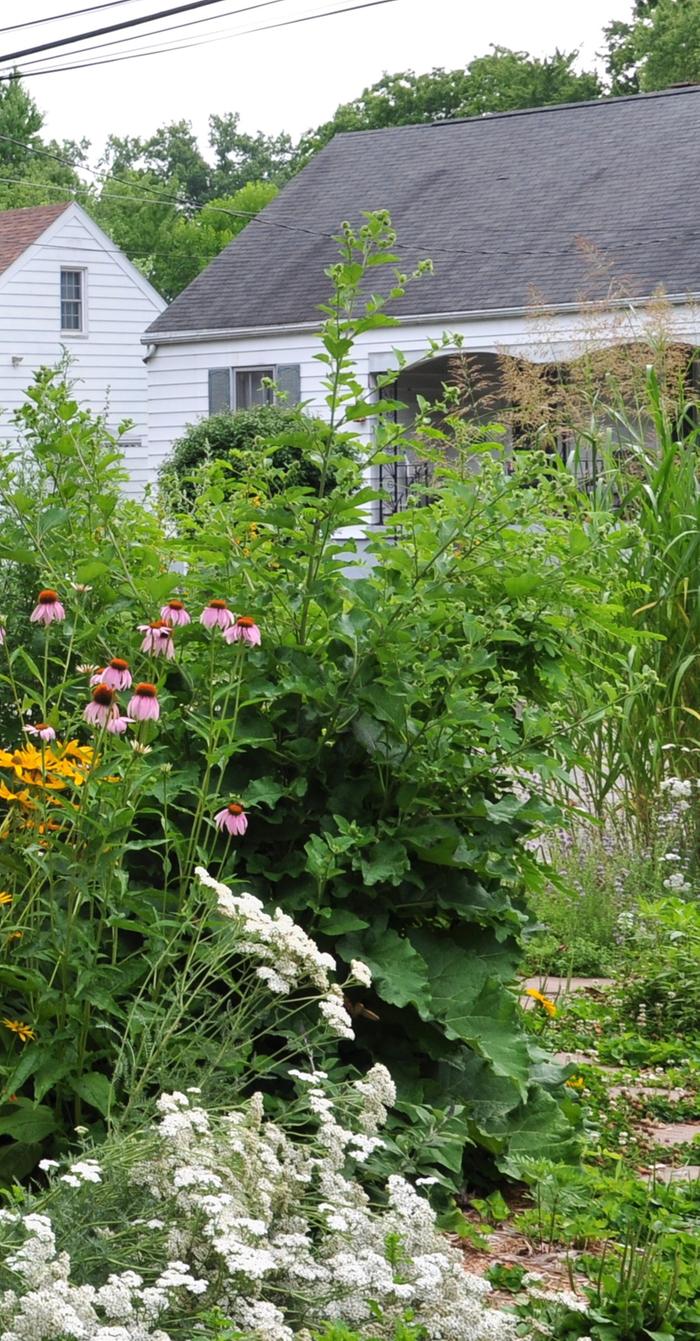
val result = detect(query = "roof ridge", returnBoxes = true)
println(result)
[331,84,700,137]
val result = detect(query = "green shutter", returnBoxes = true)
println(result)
[208,368,231,414]
[275,363,301,406]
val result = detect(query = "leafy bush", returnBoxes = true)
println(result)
[159,404,334,500]
[617,897,700,1039]
[0,213,633,1183]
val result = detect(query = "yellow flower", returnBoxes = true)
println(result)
[525,987,557,1017]
[6,931,22,943]
[0,891,12,906]
[565,1076,585,1090]
[2,1017,35,1043]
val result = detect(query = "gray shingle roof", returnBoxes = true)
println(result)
[147,87,700,339]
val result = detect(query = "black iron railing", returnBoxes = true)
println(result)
[375,458,434,523]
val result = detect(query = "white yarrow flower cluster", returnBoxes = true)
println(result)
[197,866,336,993]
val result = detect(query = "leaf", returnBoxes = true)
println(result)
[0,1103,56,1142]
[504,573,540,599]
[0,1045,43,1102]
[75,559,110,583]
[71,1071,113,1117]
[359,839,410,886]
[338,920,431,1011]
[318,908,369,934]
[495,1088,581,1176]
[412,932,528,1088]
[244,776,286,808]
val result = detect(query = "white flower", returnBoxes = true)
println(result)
[349,959,372,988]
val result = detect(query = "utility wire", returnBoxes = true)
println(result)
[0,172,693,263]
[0,2,141,36]
[0,0,399,79]
[0,0,245,64]
[13,0,295,72]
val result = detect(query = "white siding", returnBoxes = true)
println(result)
[0,205,165,496]
[146,301,700,490]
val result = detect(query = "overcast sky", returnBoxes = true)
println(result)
[9,0,633,158]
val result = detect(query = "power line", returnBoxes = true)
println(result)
[0,173,696,265]
[13,0,291,72]
[0,0,399,79]
[0,2,142,37]
[0,0,239,64]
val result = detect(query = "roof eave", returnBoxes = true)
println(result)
[143,290,700,347]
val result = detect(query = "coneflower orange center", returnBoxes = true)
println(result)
[38,589,58,603]
[35,723,49,731]
[237,616,255,627]
[209,598,227,609]
[135,682,157,697]
[109,658,129,670]
[92,683,115,706]
[167,599,184,609]
[227,802,244,815]
[149,619,169,629]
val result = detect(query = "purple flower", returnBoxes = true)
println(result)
[214,802,248,837]
[138,621,175,659]
[200,599,233,631]
[102,658,133,690]
[225,616,261,647]
[161,599,191,627]
[106,715,132,735]
[30,590,65,625]
[127,683,160,721]
[84,684,119,729]
[25,722,56,743]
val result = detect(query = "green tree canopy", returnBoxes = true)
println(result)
[605,0,700,93]
[296,47,603,161]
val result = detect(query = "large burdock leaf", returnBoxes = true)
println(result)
[412,931,529,1092]
[493,1088,582,1176]
[339,918,431,1011]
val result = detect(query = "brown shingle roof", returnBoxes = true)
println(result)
[0,203,70,275]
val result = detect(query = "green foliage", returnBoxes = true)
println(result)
[604,0,700,95]
[617,898,700,1039]
[160,403,330,500]
[297,48,602,160]
[0,214,636,1182]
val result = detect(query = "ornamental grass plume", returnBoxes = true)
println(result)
[225,615,261,647]
[30,589,65,624]
[102,657,133,690]
[160,598,191,626]
[24,722,56,742]
[138,620,175,659]
[214,801,248,836]
[200,598,233,631]
[84,683,120,729]
[127,683,160,721]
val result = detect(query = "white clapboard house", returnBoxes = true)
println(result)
[144,87,700,509]
[0,202,164,494]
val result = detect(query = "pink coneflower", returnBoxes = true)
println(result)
[106,715,132,735]
[84,683,119,729]
[102,658,132,691]
[200,598,233,631]
[225,615,261,647]
[214,801,248,837]
[161,598,191,627]
[89,668,106,686]
[0,627,5,646]
[127,683,160,721]
[138,620,175,659]
[30,590,65,625]
[25,722,56,743]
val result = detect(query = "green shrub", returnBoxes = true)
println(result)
[159,403,335,499]
[617,898,700,1038]
[0,213,633,1184]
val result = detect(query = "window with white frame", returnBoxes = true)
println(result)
[207,364,301,415]
[235,368,274,409]
[60,269,84,332]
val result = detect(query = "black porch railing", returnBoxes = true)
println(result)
[375,458,434,523]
